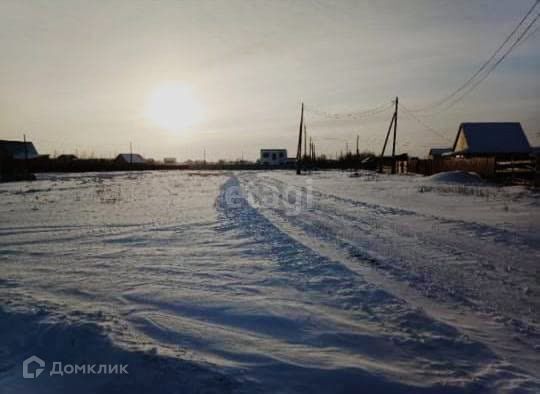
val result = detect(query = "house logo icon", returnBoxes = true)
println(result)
[23,355,45,379]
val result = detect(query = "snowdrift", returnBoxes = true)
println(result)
[424,171,483,184]
[0,307,235,394]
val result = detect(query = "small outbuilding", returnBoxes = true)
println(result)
[115,153,146,164]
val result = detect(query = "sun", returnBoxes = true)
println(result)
[145,82,203,132]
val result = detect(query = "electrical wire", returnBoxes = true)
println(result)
[305,101,394,120]
[442,12,540,110]
[400,102,453,142]
[412,0,539,113]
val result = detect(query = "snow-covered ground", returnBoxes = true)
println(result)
[0,170,538,393]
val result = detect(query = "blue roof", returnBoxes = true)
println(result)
[453,123,531,154]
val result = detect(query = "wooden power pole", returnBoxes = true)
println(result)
[23,133,29,175]
[303,123,307,159]
[379,97,399,173]
[296,102,304,175]
[379,112,396,173]
[23,134,28,161]
[391,97,398,174]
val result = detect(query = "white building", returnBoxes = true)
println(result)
[260,149,287,165]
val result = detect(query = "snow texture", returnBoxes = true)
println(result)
[0,170,538,393]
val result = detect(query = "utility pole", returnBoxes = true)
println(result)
[304,123,307,159]
[203,148,206,164]
[129,141,133,166]
[391,97,398,174]
[23,134,28,161]
[296,102,304,175]
[355,134,360,174]
[379,112,396,173]
[23,133,29,176]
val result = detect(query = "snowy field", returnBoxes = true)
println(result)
[0,170,539,393]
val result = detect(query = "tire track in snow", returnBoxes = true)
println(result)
[235,173,540,386]
[251,174,539,322]
[211,175,537,392]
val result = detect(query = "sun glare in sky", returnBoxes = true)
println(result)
[145,82,203,133]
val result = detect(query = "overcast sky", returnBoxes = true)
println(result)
[1,0,538,160]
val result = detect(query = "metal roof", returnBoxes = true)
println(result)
[452,123,531,154]
[115,153,146,164]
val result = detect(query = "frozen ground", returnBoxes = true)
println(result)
[0,170,538,393]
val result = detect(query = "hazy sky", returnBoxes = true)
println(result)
[1,0,539,160]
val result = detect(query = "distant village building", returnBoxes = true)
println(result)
[163,157,177,164]
[451,122,531,158]
[114,153,146,164]
[260,149,287,165]
[0,140,39,160]
[56,154,78,161]
[428,148,452,159]
[0,140,39,182]
[415,123,534,179]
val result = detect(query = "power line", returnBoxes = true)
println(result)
[443,11,540,110]
[518,20,540,47]
[305,101,393,120]
[412,0,539,113]
[400,102,453,142]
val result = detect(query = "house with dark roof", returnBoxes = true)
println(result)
[451,123,531,158]
[0,140,39,160]
[114,153,146,164]
[0,140,39,182]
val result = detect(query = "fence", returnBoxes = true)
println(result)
[407,156,539,184]
[408,157,496,178]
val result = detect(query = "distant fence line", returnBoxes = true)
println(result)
[406,156,539,185]
[407,157,496,178]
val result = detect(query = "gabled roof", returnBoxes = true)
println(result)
[115,153,145,164]
[452,123,531,154]
[0,140,39,159]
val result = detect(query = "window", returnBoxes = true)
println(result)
[279,152,284,158]
[262,152,269,158]
[272,153,276,160]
